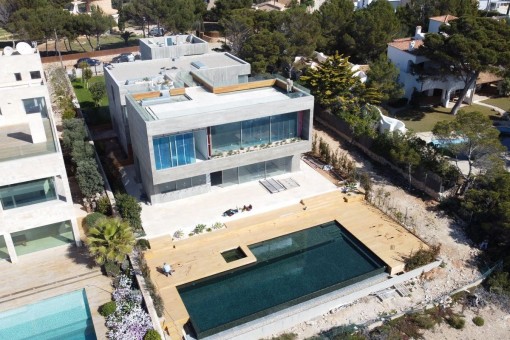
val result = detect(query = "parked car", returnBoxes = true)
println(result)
[149,27,165,37]
[111,53,135,63]
[75,57,100,68]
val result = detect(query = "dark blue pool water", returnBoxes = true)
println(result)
[178,221,386,338]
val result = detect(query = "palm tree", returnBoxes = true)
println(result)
[85,217,135,265]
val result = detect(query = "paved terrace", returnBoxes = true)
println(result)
[144,191,428,338]
[0,246,111,338]
[136,160,339,238]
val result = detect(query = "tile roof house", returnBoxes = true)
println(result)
[387,16,478,108]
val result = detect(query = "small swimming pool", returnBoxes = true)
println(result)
[178,221,386,338]
[0,289,96,340]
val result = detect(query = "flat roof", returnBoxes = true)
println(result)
[142,86,293,120]
[106,52,244,83]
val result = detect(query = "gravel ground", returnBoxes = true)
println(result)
[279,125,510,339]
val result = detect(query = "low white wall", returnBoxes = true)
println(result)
[206,260,442,340]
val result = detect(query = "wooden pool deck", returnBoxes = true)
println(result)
[144,191,428,338]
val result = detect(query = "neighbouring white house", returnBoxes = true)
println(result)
[0,43,80,263]
[387,15,478,108]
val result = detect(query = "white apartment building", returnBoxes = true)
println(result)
[0,44,80,263]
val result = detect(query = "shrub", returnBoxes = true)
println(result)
[212,222,224,229]
[144,329,161,340]
[96,195,111,215]
[99,301,117,317]
[115,193,142,231]
[151,293,165,317]
[84,212,106,228]
[105,261,121,277]
[487,271,510,295]
[446,315,465,329]
[405,244,441,271]
[472,316,484,326]
[194,224,206,234]
[136,239,151,250]
[206,228,212,232]
[173,229,184,238]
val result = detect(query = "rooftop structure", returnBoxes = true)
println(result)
[139,34,209,61]
[0,45,80,263]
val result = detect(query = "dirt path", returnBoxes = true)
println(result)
[281,125,509,339]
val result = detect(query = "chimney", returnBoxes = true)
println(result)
[414,26,425,40]
[408,40,416,51]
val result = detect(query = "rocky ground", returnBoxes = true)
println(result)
[281,125,510,339]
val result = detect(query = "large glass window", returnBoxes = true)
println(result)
[0,235,8,260]
[241,117,270,148]
[11,221,74,256]
[0,178,57,210]
[239,162,266,184]
[266,157,291,177]
[153,132,196,170]
[211,122,241,154]
[22,97,48,117]
[270,112,298,142]
[222,168,239,187]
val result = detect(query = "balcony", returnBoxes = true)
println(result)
[0,118,57,162]
[211,137,304,159]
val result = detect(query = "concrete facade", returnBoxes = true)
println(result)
[105,38,314,204]
[0,47,79,263]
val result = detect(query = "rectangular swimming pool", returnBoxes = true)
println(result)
[178,221,386,338]
[0,289,96,340]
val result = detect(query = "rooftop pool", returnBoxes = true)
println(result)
[0,289,96,340]
[178,221,386,338]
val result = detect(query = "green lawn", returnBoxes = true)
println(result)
[481,97,510,112]
[72,76,111,125]
[395,104,501,133]
[0,27,12,40]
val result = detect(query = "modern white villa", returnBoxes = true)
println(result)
[0,44,80,263]
[104,36,314,204]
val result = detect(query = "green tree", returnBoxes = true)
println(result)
[76,159,104,203]
[89,81,106,107]
[366,54,404,103]
[341,0,402,63]
[396,0,478,36]
[219,12,253,56]
[82,66,93,88]
[422,17,510,115]
[88,6,115,50]
[120,31,133,46]
[240,29,288,74]
[281,7,321,61]
[85,217,135,265]
[389,132,422,189]
[314,0,354,54]
[300,52,382,110]
[212,0,252,20]
[433,111,505,194]
[115,193,143,231]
